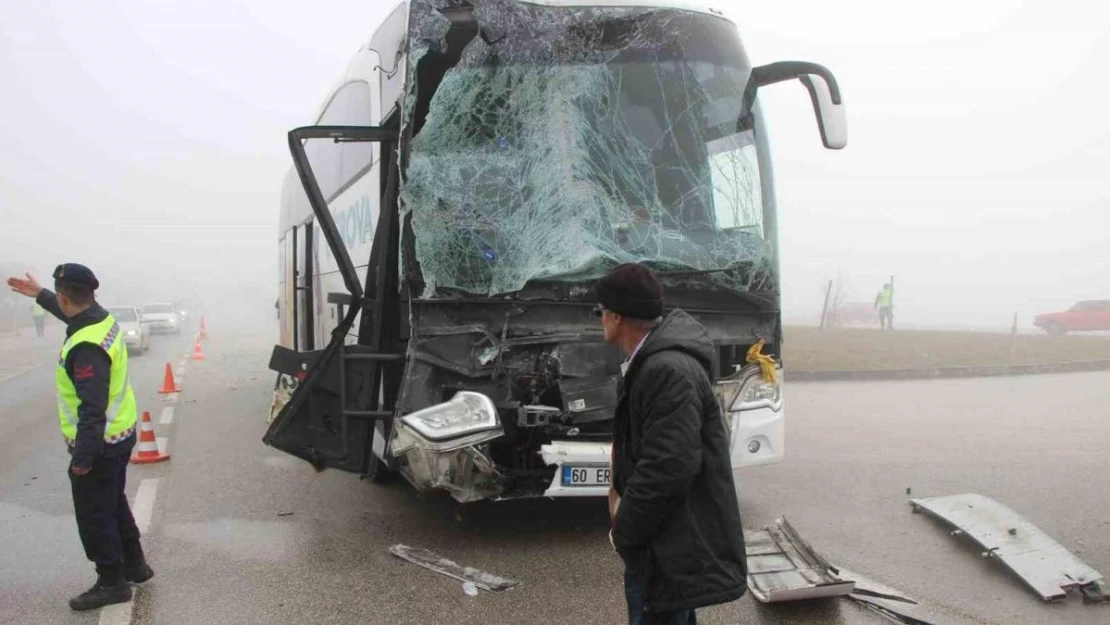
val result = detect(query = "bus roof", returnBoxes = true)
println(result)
[520,0,733,22]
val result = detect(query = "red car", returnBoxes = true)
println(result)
[1034,300,1110,335]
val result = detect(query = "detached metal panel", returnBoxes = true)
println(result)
[911,493,1105,602]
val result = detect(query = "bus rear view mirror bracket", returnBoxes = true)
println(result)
[748,61,847,150]
[327,291,373,322]
[287,125,400,302]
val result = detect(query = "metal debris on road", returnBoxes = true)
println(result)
[833,567,940,625]
[743,517,855,602]
[910,493,1106,603]
[389,544,518,592]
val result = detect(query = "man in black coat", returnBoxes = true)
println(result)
[597,263,747,625]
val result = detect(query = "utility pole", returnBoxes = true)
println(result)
[819,279,833,330]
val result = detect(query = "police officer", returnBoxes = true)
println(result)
[6,264,154,611]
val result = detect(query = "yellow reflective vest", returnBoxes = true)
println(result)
[876,287,893,308]
[56,315,138,444]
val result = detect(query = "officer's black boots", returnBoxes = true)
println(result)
[69,542,153,610]
[123,538,154,584]
[69,564,132,611]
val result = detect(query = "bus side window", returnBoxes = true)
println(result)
[312,81,378,202]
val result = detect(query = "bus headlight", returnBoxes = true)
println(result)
[394,392,503,452]
[735,374,782,412]
[389,392,506,502]
[715,364,783,423]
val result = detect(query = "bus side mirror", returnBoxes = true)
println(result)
[799,75,846,150]
[749,61,847,150]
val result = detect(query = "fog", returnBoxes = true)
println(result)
[2,0,1108,333]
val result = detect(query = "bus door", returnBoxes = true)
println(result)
[292,221,315,352]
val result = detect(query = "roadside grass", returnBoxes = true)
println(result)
[785,326,1110,371]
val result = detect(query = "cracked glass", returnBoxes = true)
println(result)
[400,1,772,298]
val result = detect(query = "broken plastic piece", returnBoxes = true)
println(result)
[389,544,518,592]
[910,493,1105,602]
[744,517,854,602]
[1079,581,1106,604]
[834,566,993,625]
[834,568,931,625]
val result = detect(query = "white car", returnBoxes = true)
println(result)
[107,306,151,355]
[141,302,181,334]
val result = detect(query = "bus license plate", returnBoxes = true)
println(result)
[562,465,610,487]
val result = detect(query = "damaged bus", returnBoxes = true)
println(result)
[265,0,847,503]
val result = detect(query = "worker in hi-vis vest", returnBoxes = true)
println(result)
[6,264,153,611]
[874,283,894,330]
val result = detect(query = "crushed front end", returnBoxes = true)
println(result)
[387,302,623,502]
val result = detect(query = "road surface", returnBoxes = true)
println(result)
[1,318,1107,624]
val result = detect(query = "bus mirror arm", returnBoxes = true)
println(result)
[747,61,847,150]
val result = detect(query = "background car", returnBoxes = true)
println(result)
[141,302,181,334]
[106,306,151,355]
[173,301,190,323]
[1034,300,1110,335]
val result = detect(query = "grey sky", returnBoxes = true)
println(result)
[2,0,1107,328]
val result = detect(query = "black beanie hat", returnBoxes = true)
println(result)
[596,263,664,320]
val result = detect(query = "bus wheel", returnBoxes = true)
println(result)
[364,452,394,484]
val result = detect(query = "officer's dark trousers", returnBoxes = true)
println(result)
[68,436,139,567]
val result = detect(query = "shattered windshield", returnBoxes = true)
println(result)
[401,1,773,298]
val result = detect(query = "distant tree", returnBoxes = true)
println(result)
[824,273,852,328]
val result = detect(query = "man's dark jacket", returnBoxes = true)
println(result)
[611,310,747,613]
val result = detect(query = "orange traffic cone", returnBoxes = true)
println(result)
[199,316,208,341]
[158,363,180,394]
[191,338,206,361]
[130,411,170,464]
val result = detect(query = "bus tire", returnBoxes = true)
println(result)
[365,452,394,484]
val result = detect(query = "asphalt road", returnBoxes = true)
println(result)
[2,319,1108,625]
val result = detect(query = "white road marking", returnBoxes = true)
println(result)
[98,600,133,625]
[160,406,175,425]
[133,478,159,535]
[156,437,167,456]
[102,478,161,624]
[161,392,179,403]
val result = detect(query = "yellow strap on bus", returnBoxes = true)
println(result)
[746,339,778,384]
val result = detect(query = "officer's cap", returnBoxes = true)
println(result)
[53,263,100,290]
